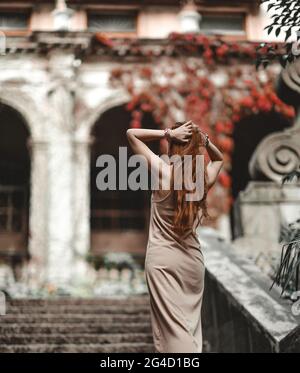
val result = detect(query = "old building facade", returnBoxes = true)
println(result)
[0,0,285,286]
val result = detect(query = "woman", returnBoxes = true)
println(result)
[127,120,223,353]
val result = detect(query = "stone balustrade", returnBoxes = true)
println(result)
[199,229,300,352]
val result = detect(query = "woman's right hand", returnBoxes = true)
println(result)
[171,120,193,143]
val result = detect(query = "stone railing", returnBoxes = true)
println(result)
[199,229,300,353]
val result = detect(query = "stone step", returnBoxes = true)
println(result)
[8,297,150,307]
[1,314,150,324]
[0,333,153,345]
[0,343,155,353]
[6,305,150,314]
[0,322,151,334]
[1,297,154,354]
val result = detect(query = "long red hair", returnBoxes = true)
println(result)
[168,122,209,235]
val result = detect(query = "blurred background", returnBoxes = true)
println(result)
[0,0,299,353]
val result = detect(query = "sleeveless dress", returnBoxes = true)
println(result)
[145,186,205,353]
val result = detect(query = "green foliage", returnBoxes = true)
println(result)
[257,0,300,69]
[271,168,300,297]
[270,234,300,296]
[261,0,300,41]
[282,169,300,184]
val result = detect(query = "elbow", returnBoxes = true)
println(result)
[126,128,134,142]
[126,128,133,138]
[127,128,137,146]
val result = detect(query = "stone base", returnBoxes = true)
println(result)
[234,181,300,242]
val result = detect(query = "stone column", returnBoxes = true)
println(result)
[71,139,92,279]
[46,77,75,285]
[47,134,74,285]
[27,139,49,285]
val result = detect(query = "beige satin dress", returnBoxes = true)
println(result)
[145,187,205,353]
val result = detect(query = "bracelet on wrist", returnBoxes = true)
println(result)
[204,134,209,147]
[164,128,172,142]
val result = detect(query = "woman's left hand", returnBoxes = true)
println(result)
[170,120,193,143]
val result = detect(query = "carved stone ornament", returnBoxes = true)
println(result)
[249,57,300,182]
[249,125,300,182]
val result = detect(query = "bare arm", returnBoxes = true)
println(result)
[127,128,165,143]
[126,122,193,172]
[205,138,224,189]
[126,128,166,175]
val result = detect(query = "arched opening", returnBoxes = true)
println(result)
[90,104,159,262]
[0,102,31,270]
[230,111,292,237]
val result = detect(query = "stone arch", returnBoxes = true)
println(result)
[89,103,159,259]
[0,89,47,141]
[0,101,31,275]
[0,89,49,280]
[72,90,157,269]
[75,90,131,141]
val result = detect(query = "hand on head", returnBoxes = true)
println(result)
[171,120,193,144]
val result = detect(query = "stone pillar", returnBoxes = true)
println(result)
[26,140,49,285]
[71,139,92,279]
[47,134,74,284]
[46,58,76,284]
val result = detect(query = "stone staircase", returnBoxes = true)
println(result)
[0,296,155,352]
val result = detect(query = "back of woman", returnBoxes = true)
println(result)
[145,174,205,353]
[147,185,203,266]
[127,120,223,353]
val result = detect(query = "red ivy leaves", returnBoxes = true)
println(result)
[109,53,295,218]
[233,83,295,118]
[94,33,114,48]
